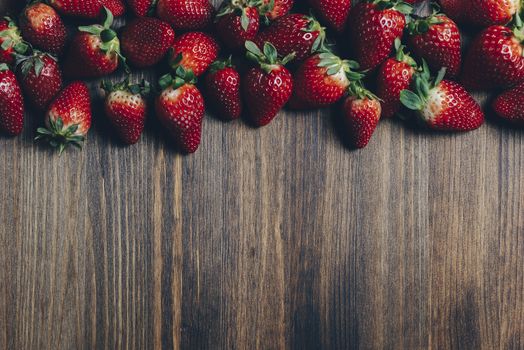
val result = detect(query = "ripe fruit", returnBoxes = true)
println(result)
[461,22,524,91]
[492,82,524,125]
[19,2,67,54]
[36,82,92,153]
[156,0,214,30]
[48,0,125,19]
[121,17,175,68]
[64,8,125,79]
[308,0,351,32]
[127,0,156,16]
[376,40,416,118]
[288,52,360,109]
[348,0,412,71]
[168,32,219,77]
[259,0,293,20]
[216,0,260,50]
[0,17,28,65]
[438,0,464,23]
[343,89,382,149]
[254,13,326,61]
[243,41,294,126]
[155,68,205,153]
[400,64,484,131]
[16,51,63,110]
[204,57,242,120]
[101,78,149,144]
[0,64,24,136]
[464,0,519,27]
[407,12,461,78]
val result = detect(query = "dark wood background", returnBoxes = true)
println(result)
[0,0,522,349]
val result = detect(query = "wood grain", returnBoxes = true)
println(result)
[0,0,522,349]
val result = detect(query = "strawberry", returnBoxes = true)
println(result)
[400,64,484,131]
[155,68,205,153]
[307,0,351,32]
[492,82,524,126]
[348,0,412,71]
[19,2,66,54]
[16,51,63,110]
[288,52,360,109]
[216,0,260,50]
[438,0,464,23]
[156,0,214,30]
[48,0,125,19]
[407,12,461,78]
[461,20,524,91]
[36,82,91,153]
[101,78,149,144]
[204,57,242,120]
[243,41,294,126]
[464,0,520,27]
[259,0,293,20]
[0,64,24,136]
[254,13,326,61]
[168,32,219,77]
[376,40,416,118]
[343,86,382,149]
[127,0,156,16]
[0,17,29,65]
[121,17,175,68]
[63,8,125,79]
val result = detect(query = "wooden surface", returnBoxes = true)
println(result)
[0,0,523,349]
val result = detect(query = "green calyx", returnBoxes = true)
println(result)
[512,12,524,43]
[399,60,446,111]
[146,0,159,16]
[407,10,445,35]
[0,63,9,71]
[15,50,57,77]
[347,80,379,101]
[393,38,417,68]
[317,51,364,81]
[0,17,29,55]
[35,117,85,154]
[217,0,262,31]
[245,41,295,74]
[367,0,413,15]
[303,13,328,54]
[101,76,151,96]
[209,56,235,74]
[158,66,196,91]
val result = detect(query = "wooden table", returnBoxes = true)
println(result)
[0,1,522,349]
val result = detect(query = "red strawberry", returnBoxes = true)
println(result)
[492,82,524,125]
[464,0,519,27]
[155,69,205,153]
[288,52,359,109]
[0,17,29,65]
[48,0,125,19]
[343,89,382,149]
[461,23,524,91]
[127,0,156,16]
[204,57,242,120]
[19,3,66,54]
[376,40,416,118]
[156,0,214,30]
[168,32,219,77]
[36,82,91,153]
[16,51,63,110]
[308,0,351,32]
[438,0,464,23]
[64,9,125,79]
[216,0,260,50]
[400,65,484,131]
[243,41,294,126]
[254,13,326,61]
[101,78,149,144]
[0,64,24,135]
[122,18,175,68]
[348,0,412,71]
[260,0,293,20]
[407,12,461,78]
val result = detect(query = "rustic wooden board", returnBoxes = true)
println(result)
[0,0,522,349]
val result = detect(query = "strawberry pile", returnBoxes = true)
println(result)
[0,0,523,153]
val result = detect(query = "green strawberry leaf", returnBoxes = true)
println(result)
[240,10,250,32]
[400,90,423,110]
